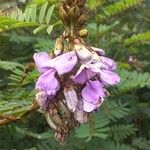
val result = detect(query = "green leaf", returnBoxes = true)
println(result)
[39,2,48,24]
[33,25,47,34]
[75,114,110,142]
[24,7,31,22]
[30,4,37,22]
[11,22,38,28]
[109,124,137,141]
[46,4,55,24]
[46,25,53,34]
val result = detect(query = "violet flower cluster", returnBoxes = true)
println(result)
[34,42,120,124]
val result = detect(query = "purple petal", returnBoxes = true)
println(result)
[82,80,105,104]
[36,69,60,97]
[49,51,77,75]
[86,63,101,73]
[33,52,51,74]
[83,98,104,112]
[91,47,105,56]
[73,65,95,84]
[100,56,117,70]
[83,100,97,112]
[100,70,120,85]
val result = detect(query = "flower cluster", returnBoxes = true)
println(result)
[34,41,120,124]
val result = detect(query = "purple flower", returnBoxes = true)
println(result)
[72,46,120,112]
[82,80,105,112]
[91,47,105,56]
[100,56,117,71]
[49,51,77,75]
[99,69,120,85]
[34,51,77,110]
[83,98,104,112]
[36,69,60,97]
[73,54,120,85]
[73,65,96,84]
[34,52,52,74]
[82,80,105,104]
[34,44,120,114]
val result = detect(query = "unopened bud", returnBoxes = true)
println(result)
[59,5,69,23]
[79,28,88,38]
[63,30,70,38]
[68,6,76,18]
[75,44,93,62]
[54,37,64,56]
[77,14,88,26]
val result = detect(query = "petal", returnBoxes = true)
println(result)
[91,47,105,56]
[100,70,120,85]
[33,52,51,74]
[83,100,97,112]
[100,56,117,70]
[76,45,93,63]
[86,63,101,73]
[36,69,60,97]
[64,87,78,112]
[36,91,49,110]
[92,52,101,63]
[73,65,95,84]
[97,97,104,108]
[82,80,105,104]
[74,100,88,124]
[49,51,77,75]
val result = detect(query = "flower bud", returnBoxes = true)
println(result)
[68,6,76,19]
[59,5,69,24]
[77,14,88,27]
[79,28,88,38]
[54,37,64,56]
[75,44,93,62]
[63,30,71,38]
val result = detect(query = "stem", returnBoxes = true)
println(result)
[89,113,94,135]
[94,9,99,47]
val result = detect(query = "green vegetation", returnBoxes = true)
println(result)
[0,0,150,149]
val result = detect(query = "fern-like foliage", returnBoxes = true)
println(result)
[0,60,38,123]
[99,0,144,22]
[75,113,110,142]
[102,101,129,122]
[124,31,150,45]
[0,60,25,72]
[132,137,150,150]
[109,124,137,141]
[115,69,150,95]
[100,140,137,150]
[0,2,60,34]
[88,21,119,38]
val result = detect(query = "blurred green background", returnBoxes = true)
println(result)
[0,0,150,149]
